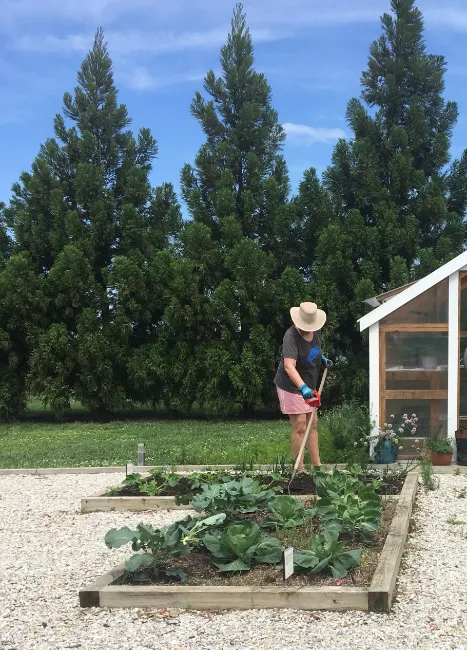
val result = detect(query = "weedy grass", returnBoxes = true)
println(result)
[0,416,337,468]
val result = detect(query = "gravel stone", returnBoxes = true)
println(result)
[0,473,466,649]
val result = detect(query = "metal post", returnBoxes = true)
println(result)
[137,443,146,467]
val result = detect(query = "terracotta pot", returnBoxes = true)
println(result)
[430,452,452,466]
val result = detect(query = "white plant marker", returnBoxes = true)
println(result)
[283,547,294,580]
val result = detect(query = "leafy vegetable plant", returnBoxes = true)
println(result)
[312,467,362,498]
[203,521,283,572]
[294,530,362,579]
[190,477,276,515]
[187,471,232,490]
[262,495,316,529]
[316,484,382,540]
[104,522,188,582]
[122,472,143,487]
[104,514,225,582]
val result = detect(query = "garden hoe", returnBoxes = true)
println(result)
[289,365,329,486]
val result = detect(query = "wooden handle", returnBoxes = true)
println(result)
[289,367,328,483]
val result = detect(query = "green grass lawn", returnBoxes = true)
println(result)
[0,417,339,469]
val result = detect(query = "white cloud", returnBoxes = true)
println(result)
[283,122,345,144]
[423,8,467,30]
[14,26,284,56]
[125,67,205,91]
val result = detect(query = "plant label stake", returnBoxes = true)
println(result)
[289,367,328,486]
[137,443,145,467]
[126,463,134,476]
[283,546,294,580]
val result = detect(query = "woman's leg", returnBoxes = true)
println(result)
[289,413,307,471]
[305,410,321,467]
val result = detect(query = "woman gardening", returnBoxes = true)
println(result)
[274,302,330,471]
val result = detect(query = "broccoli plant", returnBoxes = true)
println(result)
[104,514,225,582]
[203,521,283,572]
[104,522,188,582]
[294,530,362,579]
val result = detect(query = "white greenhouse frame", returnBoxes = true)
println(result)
[359,249,467,462]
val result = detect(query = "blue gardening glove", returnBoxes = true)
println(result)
[321,355,333,368]
[300,384,313,399]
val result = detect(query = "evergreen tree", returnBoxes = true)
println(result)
[304,0,467,403]
[5,29,180,416]
[165,3,311,413]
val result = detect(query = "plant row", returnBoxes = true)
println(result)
[105,468,383,582]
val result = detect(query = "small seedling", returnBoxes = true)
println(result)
[446,517,466,526]
[419,458,438,491]
[455,487,467,499]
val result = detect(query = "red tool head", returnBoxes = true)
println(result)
[304,390,321,408]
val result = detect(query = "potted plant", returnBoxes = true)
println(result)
[424,436,453,466]
[367,413,418,464]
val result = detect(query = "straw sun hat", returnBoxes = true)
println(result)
[290,302,326,332]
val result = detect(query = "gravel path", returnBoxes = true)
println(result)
[1,473,467,650]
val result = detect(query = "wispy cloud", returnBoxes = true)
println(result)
[283,122,345,144]
[125,67,205,91]
[424,7,467,31]
[14,26,285,56]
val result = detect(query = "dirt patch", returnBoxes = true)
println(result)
[115,501,396,588]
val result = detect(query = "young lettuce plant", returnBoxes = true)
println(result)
[262,496,316,530]
[203,521,283,572]
[294,530,362,579]
[139,470,181,497]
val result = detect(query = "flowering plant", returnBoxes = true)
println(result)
[357,413,419,455]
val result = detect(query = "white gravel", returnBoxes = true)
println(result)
[1,473,467,650]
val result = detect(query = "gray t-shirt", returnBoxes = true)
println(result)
[274,326,322,394]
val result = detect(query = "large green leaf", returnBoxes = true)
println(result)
[105,527,139,549]
[164,567,187,582]
[294,550,320,571]
[125,553,154,572]
[203,531,229,557]
[213,558,251,572]
[254,537,283,564]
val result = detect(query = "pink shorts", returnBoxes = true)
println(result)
[276,386,315,415]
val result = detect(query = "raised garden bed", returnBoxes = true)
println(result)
[80,473,418,612]
[81,467,406,513]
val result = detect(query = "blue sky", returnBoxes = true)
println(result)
[2,0,467,204]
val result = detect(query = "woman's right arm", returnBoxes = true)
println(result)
[284,358,306,389]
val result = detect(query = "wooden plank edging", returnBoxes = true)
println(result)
[368,473,418,612]
[6,462,464,477]
[81,492,400,513]
[79,475,416,612]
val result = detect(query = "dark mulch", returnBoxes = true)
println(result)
[112,472,405,498]
[115,500,396,588]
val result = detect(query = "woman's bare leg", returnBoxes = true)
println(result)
[306,410,320,467]
[289,413,307,471]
